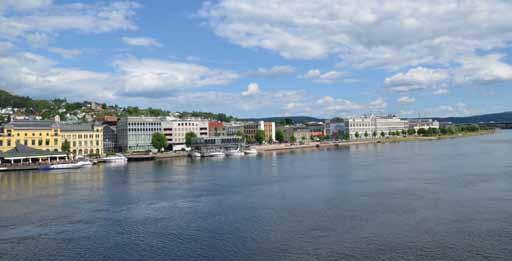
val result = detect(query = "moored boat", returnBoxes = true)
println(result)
[244,148,258,155]
[202,151,226,157]
[40,162,84,170]
[225,149,244,156]
[188,151,201,157]
[103,154,128,163]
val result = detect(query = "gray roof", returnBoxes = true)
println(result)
[59,122,97,132]
[0,144,65,158]
[4,120,57,130]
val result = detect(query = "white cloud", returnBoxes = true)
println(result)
[397,96,415,105]
[199,1,512,70]
[369,97,388,110]
[0,52,114,100]
[122,37,162,47]
[316,96,364,113]
[249,65,295,77]
[242,82,260,96]
[0,0,53,12]
[0,1,139,40]
[453,54,512,85]
[384,67,449,92]
[303,69,345,83]
[433,102,477,117]
[113,57,239,96]
[433,89,449,95]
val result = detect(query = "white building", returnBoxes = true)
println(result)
[408,119,440,131]
[258,121,275,142]
[161,117,209,151]
[344,115,409,139]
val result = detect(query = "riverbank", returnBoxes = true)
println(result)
[254,129,496,152]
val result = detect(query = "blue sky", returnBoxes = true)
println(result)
[1,0,512,118]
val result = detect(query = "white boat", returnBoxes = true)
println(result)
[41,162,84,170]
[225,149,244,156]
[76,157,93,166]
[189,151,202,157]
[244,148,258,155]
[202,151,226,157]
[103,154,128,163]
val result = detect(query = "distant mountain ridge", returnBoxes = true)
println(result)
[432,111,512,124]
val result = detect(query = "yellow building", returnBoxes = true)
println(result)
[0,120,62,152]
[60,123,104,156]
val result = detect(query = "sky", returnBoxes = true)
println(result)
[1,0,512,118]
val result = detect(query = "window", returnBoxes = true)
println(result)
[24,140,27,145]
[38,140,42,146]
[45,139,50,146]
[7,140,10,146]
[31,140,35,146]
[54,139,58,145]
[0,140,3,146]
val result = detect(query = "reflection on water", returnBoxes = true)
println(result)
[1,131,512,261]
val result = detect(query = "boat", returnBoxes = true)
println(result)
[188,151,202,158]
[244,148,258,155]
[103,154,128,163]
[225,149,244,156]
[76,156,93,166]
[40,162,84,170]
[202,151,226,157]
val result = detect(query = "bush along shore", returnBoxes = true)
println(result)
[256,125,496,152]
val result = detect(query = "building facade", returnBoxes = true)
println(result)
[243,122,259,143]
[325,119,346,139]
[161,118,209,151]
[103,125,117,154]
[60,123,104,156]
[208,121,226,137]
[344,115,409,139]
[117,117,162,152]
[408,119,440,131]
[258,121,275,142]
[0,120,61,152]
[224,122,244,136]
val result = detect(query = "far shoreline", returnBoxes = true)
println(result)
[254,129,498,153]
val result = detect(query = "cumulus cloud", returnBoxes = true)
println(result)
[122,36,162,47]
[369,97,388,110]
[242,82,260,96]
[199,0,512,71]
[397,96,415,105]
[303,69,345,83]
[433,89,449,95]
[384,67,449,92]
[113,57,239,97]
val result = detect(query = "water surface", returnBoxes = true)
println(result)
[1,131,512,260]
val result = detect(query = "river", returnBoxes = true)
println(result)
[1,131,512,260]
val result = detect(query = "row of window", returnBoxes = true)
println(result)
[127,122,160,127]
[6,131,58,137]
[0,139,58,147]
[66,140,101,147]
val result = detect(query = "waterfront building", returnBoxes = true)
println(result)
[324,119,346,139]
[190,136,244,153]
[117,117,163,152]
[283,126,311,143]
[208,121,226,137]
[408,119,440,131]
[161,117,209,151]
[224,122,244,136]
[0,120,61,152]
[60,122,104,156]
[344,115,409,139]
[103,125,117,154]
[305,123,325,140]
[0,144,68,165]
[243,122,259,142]
[258,121,275,142]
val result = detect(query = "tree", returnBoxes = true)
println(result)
[407,128,416,135]
[255,129,266,144]
[380,131,386,138]
[343,133,350,141]
[372,131,377,138]
[364,131,369,138]
[290,135,297,143]
[61,140,70,153]
[275,129,285,143]
[401,129,407,136]
[152,132,167,151]
[355,132,360,139]
[417,128,427,136]
[185,132,197,147]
